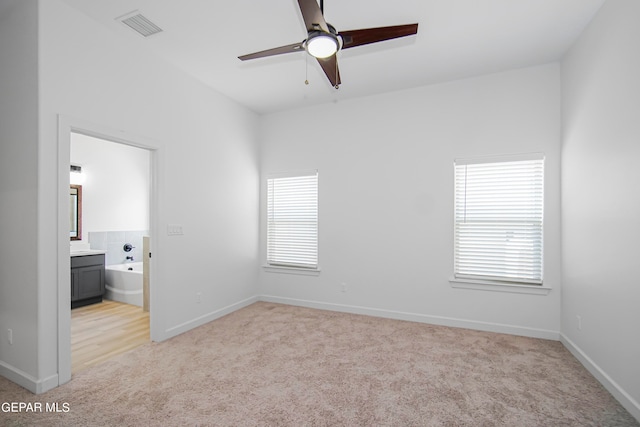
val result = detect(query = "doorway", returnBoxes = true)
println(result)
[69,131,152,373]
[57,116,159,384]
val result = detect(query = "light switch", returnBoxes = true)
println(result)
[167,224,184,236]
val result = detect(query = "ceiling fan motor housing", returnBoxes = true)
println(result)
[305,24,341,58]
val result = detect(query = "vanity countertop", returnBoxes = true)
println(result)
[70,249,107,257]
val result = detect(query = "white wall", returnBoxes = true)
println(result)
[561,0,640,418]
[0,0,259,393]
[0,0,40,387]
[70,132,150,242]
[259,64,562,338]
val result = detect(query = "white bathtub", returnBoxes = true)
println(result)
[105,262,143,307]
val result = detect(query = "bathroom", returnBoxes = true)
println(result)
[69,131,151,370]
[70,133,150,304]
[69,132,152,372]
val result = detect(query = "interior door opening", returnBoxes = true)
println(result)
[69,132,152,374]
[57,117,159,385]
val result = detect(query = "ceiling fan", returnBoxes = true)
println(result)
[238,0,418,88]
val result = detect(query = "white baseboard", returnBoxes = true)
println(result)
[259,295,560,340]
[160,295,259,341]
[560,333,640,422]
[0,360,59,394]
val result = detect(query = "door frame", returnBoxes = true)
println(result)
[57,115,161,385]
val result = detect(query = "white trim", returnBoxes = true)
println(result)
[449,277,552,295]
[561,333,640,422]
[57,116,73,387]
[262,265,321,276]
[266,169,318,180]
[161,296,258,341]
[454,152,545,166]
[0,361,59,394]
[259,295,559,340]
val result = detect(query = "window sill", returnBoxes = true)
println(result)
[263,265,321,276]
[449,277,551,295]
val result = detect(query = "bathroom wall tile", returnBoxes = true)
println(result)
[88,232,107,250]
[124,231,144,262]
[96,230,148,265]
[107,242,126,265]
[125,230,145,244]
[130,247,143,264]
[107,231,126,243]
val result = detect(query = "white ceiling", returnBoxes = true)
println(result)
[59,0,606,115]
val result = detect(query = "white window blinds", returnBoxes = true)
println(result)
[454,154,544,285]
[267,172,318,269]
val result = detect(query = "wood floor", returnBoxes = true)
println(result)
[71,300,149,374]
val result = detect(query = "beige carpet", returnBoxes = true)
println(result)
[1,302,637,426]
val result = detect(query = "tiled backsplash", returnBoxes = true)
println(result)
[89,230,147,265]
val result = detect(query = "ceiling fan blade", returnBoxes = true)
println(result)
[340,23,418,50]
[298,0,329,32]
[316,55,341,88]
[238,42,305,61]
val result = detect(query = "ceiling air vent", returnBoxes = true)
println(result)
[117,11,163,38]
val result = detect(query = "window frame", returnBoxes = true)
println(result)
[449,153,550,294]
[264,170,320,275]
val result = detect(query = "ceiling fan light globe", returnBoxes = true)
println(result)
[306,32,338,58]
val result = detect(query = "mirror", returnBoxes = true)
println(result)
[70,185,82,240]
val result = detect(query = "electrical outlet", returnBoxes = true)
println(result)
[340,283,347,293]
[8,329,13,345]
[196,292,202,303]
[576,315,582,331]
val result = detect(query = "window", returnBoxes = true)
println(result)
[454,154,544,285]
[266,171,318,269]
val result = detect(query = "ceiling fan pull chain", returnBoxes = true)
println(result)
[334,55,339,89]
[305,53,309,85]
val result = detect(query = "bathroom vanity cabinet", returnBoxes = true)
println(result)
[71,253,105,309]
